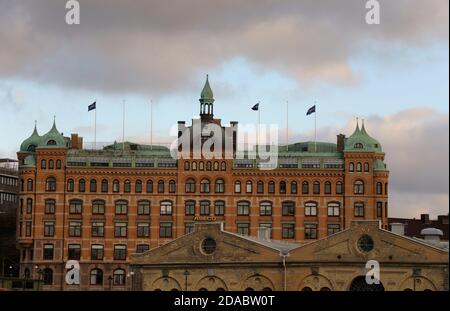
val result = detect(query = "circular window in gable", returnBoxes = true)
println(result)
[201,237,217,255]
[357,234,374,252]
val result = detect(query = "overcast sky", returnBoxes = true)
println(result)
[0,0,448,218]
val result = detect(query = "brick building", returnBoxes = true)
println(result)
[16,77,389,290]
[389,214,449,241]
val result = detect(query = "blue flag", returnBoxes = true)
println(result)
[88,101,96,111]
[306,105,315,116]
[251,103,259,111]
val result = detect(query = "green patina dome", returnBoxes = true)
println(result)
[373,159,387,171]
[23,154,36,166]
[20,124,41,152]
[344,120,382,152]
[200,74,214,102]
[38,120,67,148]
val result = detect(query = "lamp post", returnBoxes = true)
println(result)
[183,270,190,291]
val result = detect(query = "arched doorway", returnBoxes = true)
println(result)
[349,276,384,291]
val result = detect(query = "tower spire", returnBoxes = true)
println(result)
[199,74,215,119]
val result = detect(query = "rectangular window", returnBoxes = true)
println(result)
[114,222,127,237]
[92,201,105,214]
[327,203,340,216]
[160,222,172,238]
[69,221,82,237]
[185,201,195,216]
[214,201,225,216]
[137,223,150,237]
[68,244,81,260]
[113,245,127,260]
[305,223,318,239]
[45,200,55,214]
[26,199,32,214]
[115,201,128,215]
[259,202,272,216]
[259,223,272,238]
[69,200,82,214]
[136,244,150,253]
[200,201,210,215]
[43,222,54,237]
[376,202,383,218]
[160,202,173,215]
[237,223,250,236]
[354,203,365,217]
[185,223,195,235]
[282,223,295,239]
[43,244,54,260]
[282,202,295,216]
[91,245,104,260]
[138,201,150,215]
[327,224,341,236]
[237,202,250,216]
[92,222,104,237]
[305,203,317,216]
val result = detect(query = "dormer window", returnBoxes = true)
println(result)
[47,140,57,146]
[27,145,36,152]
[354,143,364,149]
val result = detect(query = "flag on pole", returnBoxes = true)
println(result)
[251,103,259,111]
[306,105,316,116]
[88,101,96,111]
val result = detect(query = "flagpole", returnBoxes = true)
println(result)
[286,100,289,152]
[150,99,153,150]
[122,99,126,152]
[94,101,97,150]
[314,100,317,153]
[257,103,260,147]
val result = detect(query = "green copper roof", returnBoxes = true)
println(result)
[23,154,36,166]
[200,75,214,102]
[373,159,387,171]
[38,120,67,149]
[20,123,41,152]
[344,120,382,152]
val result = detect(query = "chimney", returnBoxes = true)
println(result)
[257,227,271,241]
[336,134,345,152]
[390,223,405,235]
[420,214,430,224]
[421,228,443,242]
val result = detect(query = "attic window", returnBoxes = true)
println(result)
[27,145,36,152]
[354,143,364,149]
[374,144,379,148]
[47,140,57,146]
[357,235,374,253]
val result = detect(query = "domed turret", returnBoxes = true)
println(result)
[38,119,67,148]
[199,74,215,119]
[344,119,382,152]
[20,122,41,152]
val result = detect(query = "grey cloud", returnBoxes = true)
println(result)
[0,0,448,94]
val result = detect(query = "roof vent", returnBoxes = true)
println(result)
[421,228,443,242]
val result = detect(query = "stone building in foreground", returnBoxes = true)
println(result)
[131,221,448,291]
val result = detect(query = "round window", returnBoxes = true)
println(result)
[357,234,374,252]
[201,237,217,255]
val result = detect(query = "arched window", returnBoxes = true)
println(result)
[135,180,142,193]
[354,180,364,194]
[268,181,275,194]
[100,179,108,193]
[115,200,128,215]
[302,181,309,194]
[113,269,126,286]
[78,179,86,192]
[336,181,343,194]
[27,179,33,191]
[356,162,362,172]
[192,161,197,171]
[257,181,264,194]
[56,160,62,169]
[291,181,298,194]
[41,159,46,169]
[327,202,340,216]
[146,180,153,193]
[184,161,190,171]
[112,179,120,192]
[199,162,204,171]
[92,200,105,214]
[45,199,56,214]
[160,201,173,215]
[206,161,212,171]
[260,201,272,216]
[90,179,97,192]
[279,181,286,194]
[26,198,33,214]
[67,179,74,192]
[124,180,131,193]
[46,140,56,146]
[200,179,210,193]
[90,268,103,285]
[215,179,225,193]
[213,161,219,171]
[364,162,369,172]
[221,161,226,171]
[185,178,196,193]
[200,201,211,215]
[246,181,253,193]
[385,183,388,195]
[349,162,354,172]
[169,180,176,193]
[48,160,54,169]
[46,177,56,192]
[158,180,164,193]
[376,182,382,195]
[324,181,332,194]
[234,181,241,193]
[43,268,53,285]
[69,199,83,214]
[313,181,320,194]
[354,143,364,149]
[305,201,317,216]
